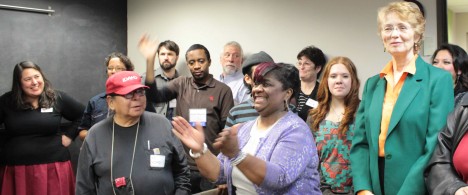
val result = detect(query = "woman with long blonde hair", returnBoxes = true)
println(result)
[308,56,360,194]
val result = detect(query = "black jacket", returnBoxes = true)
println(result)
[425,93,468,195]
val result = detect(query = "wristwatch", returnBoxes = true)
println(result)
[189,143,208,159]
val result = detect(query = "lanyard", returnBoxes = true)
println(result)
[110,119,139,195]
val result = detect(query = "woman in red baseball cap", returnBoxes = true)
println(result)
[75,71,190,195]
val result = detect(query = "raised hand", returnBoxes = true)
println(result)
[139,33,159,83]
[138,33,158,60]
[172,116,205,152]
[213,124,241,159]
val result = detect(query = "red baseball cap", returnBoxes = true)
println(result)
[106,71,148,95]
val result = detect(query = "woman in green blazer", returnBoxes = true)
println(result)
[350,2,454,195]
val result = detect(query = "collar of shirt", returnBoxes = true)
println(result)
[219,71,244,82]
[98,92,107,99]
[190,74,216,89]
[379,54,418,78]
[155,68,179,81]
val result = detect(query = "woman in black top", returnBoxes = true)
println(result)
[295,46,327,121]
[432,43,468,105]
[0,61,84,195]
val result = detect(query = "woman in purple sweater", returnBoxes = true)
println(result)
[172,62,321,194]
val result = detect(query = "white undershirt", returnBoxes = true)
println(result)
[232,119,275,195]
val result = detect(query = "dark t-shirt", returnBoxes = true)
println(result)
[296,81,319,121]
[76,112,190,194]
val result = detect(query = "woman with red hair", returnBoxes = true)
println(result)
[308,56,360,194]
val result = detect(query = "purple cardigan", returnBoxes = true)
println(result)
[216,111,321,195]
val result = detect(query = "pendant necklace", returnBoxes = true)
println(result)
[331,106,344,121]
[110,119,140,195]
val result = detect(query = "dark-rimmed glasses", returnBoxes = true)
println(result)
[114,88,146,99]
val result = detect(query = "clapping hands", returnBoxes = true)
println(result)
[172,116,241,158]
[214,125,240,159]
[172,116,205,153]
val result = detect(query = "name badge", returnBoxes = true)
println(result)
[150,154,165,168]
[305,98,318,108]
[169,99,177,108]
[189,108,207,126]
[41,107,53,113]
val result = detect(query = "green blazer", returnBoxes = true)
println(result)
[350,56,454,195]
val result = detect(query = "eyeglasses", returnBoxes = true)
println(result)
[382,25,410,35]
[116,89,146,99]
[107,67,126,72]
[296,62,314,68]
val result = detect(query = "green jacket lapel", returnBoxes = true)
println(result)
[369,77,386,151]
[387,57,425,136]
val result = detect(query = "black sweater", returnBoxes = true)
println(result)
[0,91,84,165]
[76,112,191,195]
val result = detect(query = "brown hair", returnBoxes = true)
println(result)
[11,61,56,109]
[309,56,360,134]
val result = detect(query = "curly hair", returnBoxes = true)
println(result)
[309,57,360,135]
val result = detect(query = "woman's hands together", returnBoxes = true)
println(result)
[214,125,240,159]
[172,116,241,158]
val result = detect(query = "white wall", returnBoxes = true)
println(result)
[448,8,455,43]
[128,0,438,87]
[454,12,468,51]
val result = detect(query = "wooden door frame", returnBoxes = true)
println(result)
[437,0,448,47]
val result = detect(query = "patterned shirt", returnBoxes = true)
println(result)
[296,81,319,121]
[224,99,258,128]
[313,120,354,193]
